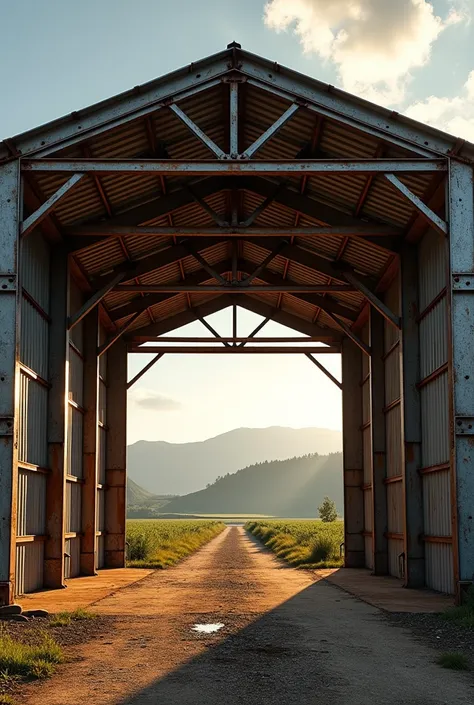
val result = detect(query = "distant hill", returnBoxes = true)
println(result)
[127,478,157,506]
[163,453,343,517]
[127,426,342,495]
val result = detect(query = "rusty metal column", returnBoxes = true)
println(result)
[0,161,20,605]
[80,309,99,575]
[105,340,127,567]
[342,338,365,567]
[45,246,69,588]
[400,243,424,588]
[448,161,474,598]
[370,308,388,574]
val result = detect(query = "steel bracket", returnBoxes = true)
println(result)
[452,273,474,290]
[455,416,474,435]
[0,275,16,292]
[0,417,14,436]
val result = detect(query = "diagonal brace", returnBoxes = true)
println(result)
[21,173,84,237]
[169,104,226,159]
[193,310,230,347]
[242,240,288,285]
[98,312,141,357]
[239,316,271,347]
[240,103,300,159]
[384,173,447,236]
[325,310,371,357]
[342,270,401,329]
[127,353,164,389]
[240,185,283,227]
[68,272,126,330]
[305,353,342,390]
[187,185,228,227]
[183,243,228,285]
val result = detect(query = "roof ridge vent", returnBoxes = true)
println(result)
[227,41,241,49]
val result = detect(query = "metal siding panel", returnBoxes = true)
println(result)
[69,348,84,406]
[20,231,50,313]
[16,469,46,536]
[364,488,373,532]
[69,279,84,352]
[96,535,105,570]
[384,350,400,405]
[420,373,449,467]
[97,488,105,532]
[420,299,448,378]
[423,470,451,536]
[98,427,107,485]
[418,228,447,310]
[363,427,372,484]
[388,538,404,579]
[15,542,44,595]
[18,373,48,466]
[364,535,373,570]
[387,482,403,534]
[67,407,84,478]
[66,481,82,533]
[425,543,454,594]
[99,380,107,425]
[385,406,402,478]
[65,537,81,578]
[20,299,49,379]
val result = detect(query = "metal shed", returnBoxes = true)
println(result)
[1,43,474,603]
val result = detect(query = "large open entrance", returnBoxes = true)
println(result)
[1,43,474,605]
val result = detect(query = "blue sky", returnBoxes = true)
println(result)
[2,0,473,442]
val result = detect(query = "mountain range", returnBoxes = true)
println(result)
[127,426,342,495]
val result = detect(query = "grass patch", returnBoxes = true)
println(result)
[437,652,470,670]
[0,695,15,704]
[126,519,225,569]
[0,628,63,683]
[49,607,97,628]
[245,520,344,568]
[442,587,474,628]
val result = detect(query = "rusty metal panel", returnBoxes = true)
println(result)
[67,406,84,478]
[20,299,49,379]
[387,482,403,534]
[96,488,105,532]
[420,298,448,379]
[388,538,404,579]
[425,543,454,594]
[423,471,451,537]
[64,537,81,579]
[65,481,82,533]
[99,381,107,425]
[385,406,402,478]
[20,231,50,313]
[98,427,107,485]
[418,228,447,310]
[364,488,373,532]
[384,351,400,406]
[96,535,105,570]
[18,373,48,467]
[363,427,372,485]
[16,469,46,536]
[420,373,449,468]
[69,347,84,406]
[15,542,44,596]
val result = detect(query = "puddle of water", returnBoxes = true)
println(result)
[192,623,225,634]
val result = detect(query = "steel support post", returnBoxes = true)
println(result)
[370,308,388,574]
[45,247,69,588]
[105,340,127,567]
[0,161,20,605]
[341,339,365,567]
[448,161,474,596]
[80,309,99,575]
[400,244,424,587]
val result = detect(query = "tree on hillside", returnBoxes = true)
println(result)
[319,496,337,522]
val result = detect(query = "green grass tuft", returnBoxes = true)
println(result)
[0,694,15,704]
[437,652,470,670]
[126,520,225,569]
[442,586,474,628]
[0,629,63,682]
[245,519,344,568]
[49,607,97,627]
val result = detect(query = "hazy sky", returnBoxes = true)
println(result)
[2,1,473,443]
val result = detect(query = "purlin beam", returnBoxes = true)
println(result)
[305,353,342,390]
[112,283,356,294]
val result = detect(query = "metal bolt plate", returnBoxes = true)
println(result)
[455,416,474,435]
[0,275,16,292]
[453,273,474,291]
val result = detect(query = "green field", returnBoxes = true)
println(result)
[126,519,225,569]
[245,519,344,568]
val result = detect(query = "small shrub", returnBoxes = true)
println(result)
[308,535,335,563]
[318,497,338,523]
[437,652,469,670]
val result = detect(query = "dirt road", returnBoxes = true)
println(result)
[24,527,474,704]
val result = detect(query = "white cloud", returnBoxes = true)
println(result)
[405,70,474,140]
[130,389,182,412]
[264,0,464,106]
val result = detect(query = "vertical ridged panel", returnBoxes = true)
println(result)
[69,348,84,406]
[20,300,49,378]
[96,535,105,570]
[384,276,400,351]
[418,229,447,310]
[362,379,370,425]
[15,542,44,595]
[385,406,402,477]
[420,373,449,468]
[364,535,373,570]
[384,350,400,405]
[364,488,373,532]
[69,279,84,352]
[425,543,454,594]
[387,482,403,534]
[67,407,84,478]
[65,537,81,579]
[16,470,46,536]
[97,489,105,531]
[18,373,48,466]
[65,481,82,533]
[98,427,107,485]
[388,538,404,579]
[419,299,448,378]
[363,427,372,484]
[423,471,451,536]
[20,231,50,313]
[99,380,107,425]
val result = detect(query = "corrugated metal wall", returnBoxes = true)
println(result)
[384,276,404,579]
[96,328,108,569]
[418,229,453,594]
[15,232,50,595]
[361,322,373,570]
[66,279,85,578]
